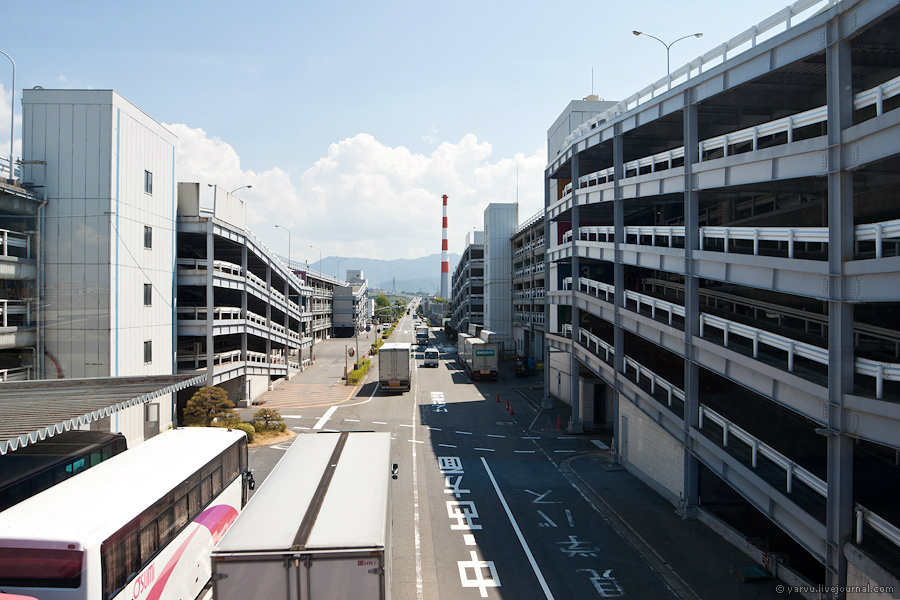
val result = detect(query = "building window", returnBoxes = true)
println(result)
[143,340,152,364]
[143,284,152,307]
[144,170,153,194]
[144,226,152,249]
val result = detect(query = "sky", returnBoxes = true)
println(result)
[1,0,808,261]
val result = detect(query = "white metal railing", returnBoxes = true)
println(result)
[562,218,900,259]
[579,328,615,364]
[0,157,20,181]
[623,355,685,407]
[0,366,31,381]
[701,312,829,369]
[516,208,546,235]
[560,0,846,154]
[0,300,31,326]
[700,404,900,553]
[0,228,32,259]
[560,70,900,194]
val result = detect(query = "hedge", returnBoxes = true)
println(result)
[347,358,371,385]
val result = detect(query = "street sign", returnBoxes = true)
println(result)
[348,348,356,357]
[366,326,371,332]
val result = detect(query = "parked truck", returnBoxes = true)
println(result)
[457,333,472,364]
[211,431,392,600]
[378,342,412,392]
[415,325,429,346]
[461,337,499,381]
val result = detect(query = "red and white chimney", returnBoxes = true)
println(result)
[441,194,449,299]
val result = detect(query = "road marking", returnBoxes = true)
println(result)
[481,458,554,599]
[455,431,473,435]
[523,436,541,440]
[487,434,505,438]
[281,414,303,419]
[464,534,476,546]
[293,426,310,430]
[458,550,501,598]
[592,440,610,450]
[439,444,457,448]
[566,509,575,528]
[537,510,558,528]
[428,427,443,431]
[554,450,577,454]
[344,418,360,422]
[399,423,414,428]
[409,440,424,444]
[373,421,388,425]
[473,448,495,452]
[525,490,559,504]
[558,436,577,440]
[313,405,338,430]
[515,450,536,454]
[411,372,424,600]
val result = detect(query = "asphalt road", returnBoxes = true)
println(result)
[247,304,682,600]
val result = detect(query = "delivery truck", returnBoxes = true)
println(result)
[461,337,499,381]
[211,431,392,600]
[378,342,412,392]
[415,325,429,346]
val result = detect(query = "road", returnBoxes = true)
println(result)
[248,303,680,600]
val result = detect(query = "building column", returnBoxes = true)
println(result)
[568,153,583,433]
[612,125,625,455]
[240,245,249,405]
[824,22,854,597]
[681,98,701,517]
[543,174,554,409]
[205,221,215,386]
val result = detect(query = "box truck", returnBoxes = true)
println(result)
[423,348,440,367]
[211,431,392,600]
[462,337,499,381]
[378,342,412,392]
[415,325,429,346]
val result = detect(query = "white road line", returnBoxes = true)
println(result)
[344,418,360,422]
[523,436,541,440]
[558,436,577,440]
[313,406,338,430]
[515,450,536,454]
[373,421,388,425]
[428,427,443,431]
[474,447,496,452]
[591,440,610,450]
[487,434,505,438]
[455,431,473,435]
[399,423,414,428]
[409,440,424,444]
[439,444,457,448]
[554,450,577,454]
[566,509,575,527]
[293,426,310,430]
[281,415,303,419]
[411,370,424,600]
[481,458,554,600]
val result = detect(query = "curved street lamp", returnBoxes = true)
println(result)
[633,30,703,75]
[230,185,252,194]
[310,245,322,271]
[275,224,291,269]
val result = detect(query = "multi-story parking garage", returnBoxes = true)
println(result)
[544,0,900,594]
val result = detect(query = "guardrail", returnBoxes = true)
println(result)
[0,300,31,326]
[0,366,31,381]
[0,228,31,259]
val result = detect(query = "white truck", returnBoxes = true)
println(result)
[462,337,499,381]
[415,325,429,347]
[378,342,412,393]
[211,431,393,600]
[423,347,440,367]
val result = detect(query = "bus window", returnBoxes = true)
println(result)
[0,547,83,588]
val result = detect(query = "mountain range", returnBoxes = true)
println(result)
[308,253,461,295]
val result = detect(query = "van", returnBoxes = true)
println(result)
[423,348,439,367]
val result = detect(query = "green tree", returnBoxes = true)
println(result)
[375,294,390,309]
[252,408,286,432]
[183,386,240,427]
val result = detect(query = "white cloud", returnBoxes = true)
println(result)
[168,123,546,261]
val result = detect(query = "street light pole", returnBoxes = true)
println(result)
[275,224,291,269]
[0,50,16,181]
[230,185,252,194]
[310,245,322,273]
[632,30,703,75]
[335,257,346,280]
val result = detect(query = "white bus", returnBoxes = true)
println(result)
[0,427,253,600]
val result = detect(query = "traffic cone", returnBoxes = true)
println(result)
[496,393,500,403]
[509,401,514,416]
[505,399,510,412]
[556,415,562,430]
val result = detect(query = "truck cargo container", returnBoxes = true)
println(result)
[211,432,392,600]
[378,342,412,393]
[457,333,473,364]
[462,338,499,381]
[415,325,429,346]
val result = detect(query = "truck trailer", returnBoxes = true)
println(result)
[378,342,412,393]
[461,337,499,381]
[211,431,392,600]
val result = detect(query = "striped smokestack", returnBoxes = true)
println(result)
[441,194,449,299]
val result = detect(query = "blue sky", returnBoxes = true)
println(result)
[3,0,808,261]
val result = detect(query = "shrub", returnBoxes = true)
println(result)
[183,386,240,427]
[234,422,255,443]
[252,408,286,433]
[372,339,384,354]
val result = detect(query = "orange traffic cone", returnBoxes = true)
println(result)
[496,393,500,403]
[509,401,514,416]
[556,415,562,430]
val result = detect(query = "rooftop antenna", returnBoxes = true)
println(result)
[592,67,594,95]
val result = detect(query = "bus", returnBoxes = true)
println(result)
[0,430,127,512]
[0,427,253,600]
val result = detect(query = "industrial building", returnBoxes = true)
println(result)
[482,203,517,352]
[450,230,484,334]
[542,0,900,595]
[511,208,547,365]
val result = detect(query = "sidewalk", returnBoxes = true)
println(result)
[514,378,784,600]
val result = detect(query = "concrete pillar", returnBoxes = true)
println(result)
[568,153,583,433]
[612,126,625,455]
